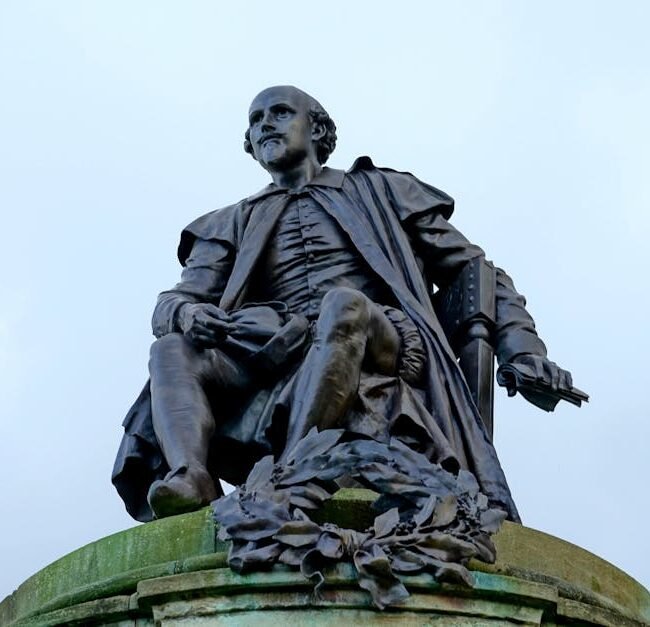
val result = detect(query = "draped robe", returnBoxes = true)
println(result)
[112,157,546,522]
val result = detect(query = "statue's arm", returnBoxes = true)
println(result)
[152,237,233,338]
[408,211,547,361]
[408,211,578,398]
[492,270,547,364]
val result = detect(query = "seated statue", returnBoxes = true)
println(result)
[112,85,574,524]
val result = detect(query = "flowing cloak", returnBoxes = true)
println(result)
[112,157,546,522]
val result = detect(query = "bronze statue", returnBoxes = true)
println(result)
[112,86,583,524]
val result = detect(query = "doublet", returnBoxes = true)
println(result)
[251,193,393,319]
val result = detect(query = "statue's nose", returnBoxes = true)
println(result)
[261,111,275,132]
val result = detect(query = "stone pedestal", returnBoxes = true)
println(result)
[1,490,648,626]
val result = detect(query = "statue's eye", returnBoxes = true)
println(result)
[275,107,292,118]
[249,112,262,125]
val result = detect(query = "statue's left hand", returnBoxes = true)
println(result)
[508,354,573,392]
[178,303,235,348]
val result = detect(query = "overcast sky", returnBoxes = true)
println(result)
[1,1,649,599]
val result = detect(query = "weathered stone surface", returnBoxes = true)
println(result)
[155,610,530,626]
[153,595,545,626]
[10,595,133,627]
[1,490,648,626]
[485,522,650,621]
[141,566,552,625]
[0,507,218,625]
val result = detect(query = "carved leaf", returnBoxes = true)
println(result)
[245,455,275,492]
[288,495,317,510]
[316,531,344,559]
[480,508,507,534]
[284,427,344,465]
[287,482,334,509]
[302,481,333,501]
[225,517,284,542]
[313,461,354,482]
[278,545,312,567]
[278,455,333,485]
[374,507,399,539]
[291,507,309,521]
[415,532,477,562]
[430,494,458,528]
[353,544,409,610]
[273,520,322,547]
[212,492,242,524]
[228,541,283,574]
[431,560,475,587]
[471,533,497,563]
[389,547,427,573]
[413,495,437,527]
[358,463,430,502]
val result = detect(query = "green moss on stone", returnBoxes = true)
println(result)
[0,507,217,624]
[310,488,377,529]
[1,489,649,626]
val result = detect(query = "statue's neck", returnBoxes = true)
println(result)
[268,160,322,191]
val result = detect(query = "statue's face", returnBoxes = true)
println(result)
[248,86,316,171]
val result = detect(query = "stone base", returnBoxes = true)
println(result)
[1,490,648,626]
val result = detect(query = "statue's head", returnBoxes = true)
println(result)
[244,86,337,171]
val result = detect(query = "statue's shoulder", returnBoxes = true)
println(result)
[345,156,455,220]
[183,201,241,237]
[177,199,250,265]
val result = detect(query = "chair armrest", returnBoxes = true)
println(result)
[433,258,497,438]
[433,258,496,349]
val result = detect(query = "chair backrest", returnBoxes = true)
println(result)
[432,258,497,439]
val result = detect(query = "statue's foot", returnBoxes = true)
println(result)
[147,466,218,519]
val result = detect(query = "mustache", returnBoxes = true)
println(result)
[259,133,284,145]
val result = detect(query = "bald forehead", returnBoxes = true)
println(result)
[249,86,319,115]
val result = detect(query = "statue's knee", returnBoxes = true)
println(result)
[321,287,367,316]
[319,287,370,340]
[149,333,194,369]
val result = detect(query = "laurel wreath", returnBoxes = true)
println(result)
[213,428,505,609]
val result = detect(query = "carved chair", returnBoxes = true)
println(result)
[433,258,496,439]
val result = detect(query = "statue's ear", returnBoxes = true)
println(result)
[311,121,326,142]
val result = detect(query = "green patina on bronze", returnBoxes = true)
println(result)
[1,490,648,626]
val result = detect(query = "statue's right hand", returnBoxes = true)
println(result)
[178,303,234,348]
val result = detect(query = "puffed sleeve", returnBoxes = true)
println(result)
[407,210,547,363]
[152,237,234,337]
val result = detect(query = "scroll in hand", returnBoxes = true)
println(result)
[496,355,589,412]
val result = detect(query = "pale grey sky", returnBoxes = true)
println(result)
[1,1,649,599]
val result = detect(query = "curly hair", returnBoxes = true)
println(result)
[244,101,337,165]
